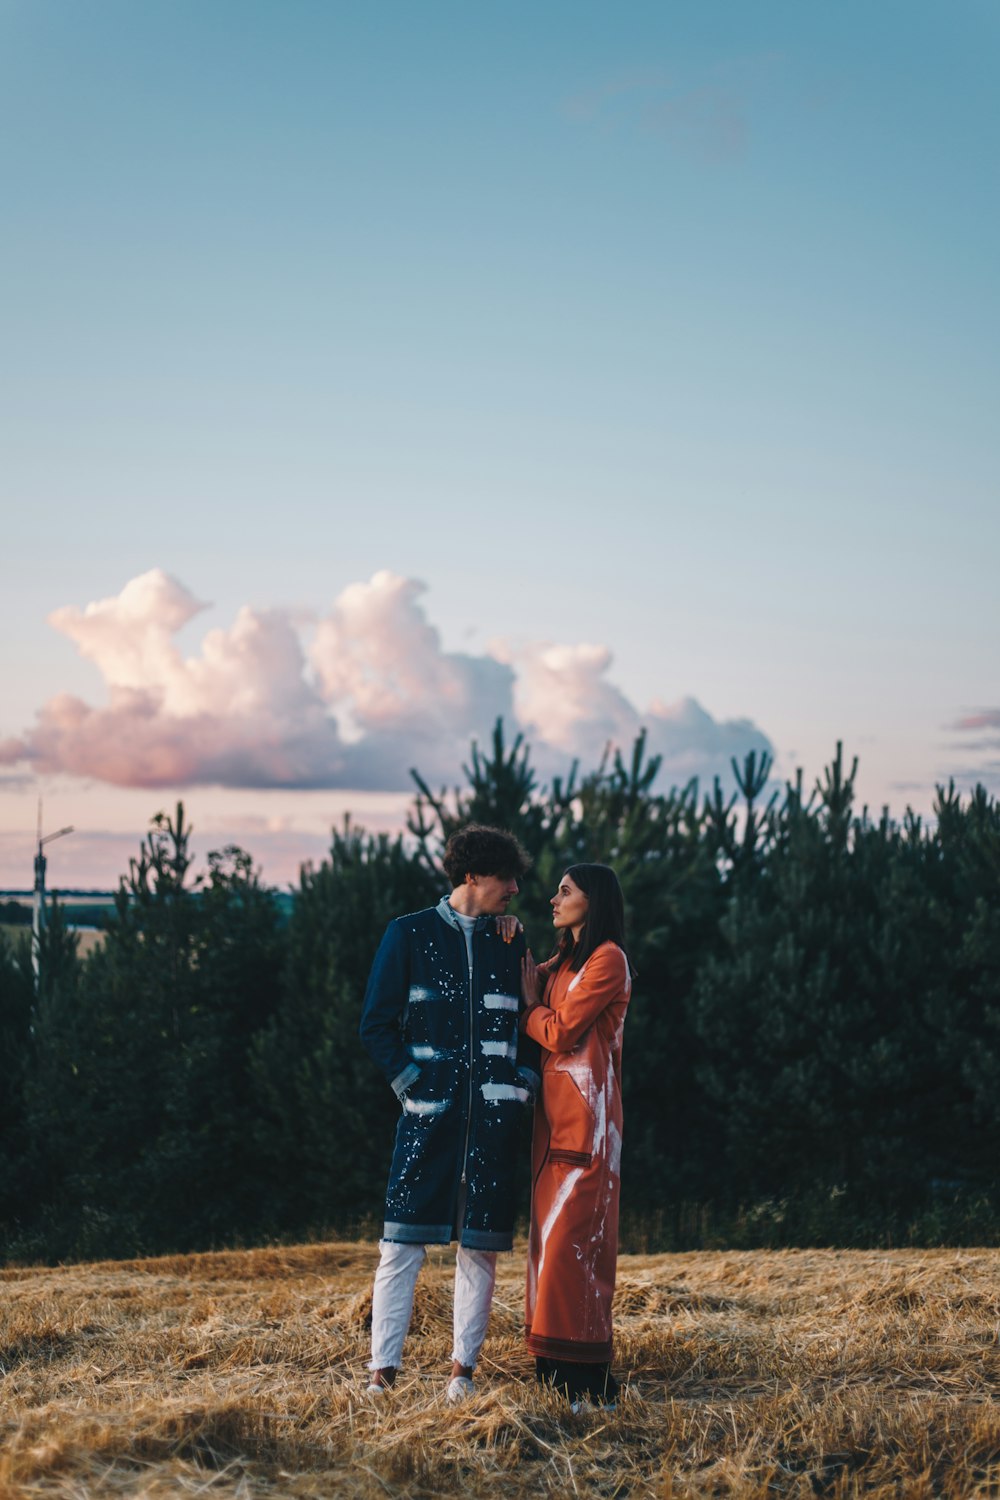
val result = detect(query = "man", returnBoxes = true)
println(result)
[359,823,539,1402]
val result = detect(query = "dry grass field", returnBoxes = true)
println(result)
[2,1241,1000,1498]
[0,926,104,959]
[69,928,105,959]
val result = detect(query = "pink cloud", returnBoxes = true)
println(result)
[3,569,774,796]
[953,710,1000,732]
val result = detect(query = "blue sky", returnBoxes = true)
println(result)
[2,0,997,885]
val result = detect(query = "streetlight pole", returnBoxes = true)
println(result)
[32,800,74,991]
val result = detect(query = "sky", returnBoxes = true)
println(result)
[2,0,997,889]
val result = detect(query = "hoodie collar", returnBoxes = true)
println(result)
[436,896,490,932]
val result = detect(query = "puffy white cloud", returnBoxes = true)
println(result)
[496,638,772,789]
[645,696,774,786]
[39,577,349,783]
[311,571,514,777]
[48,571,207,697]
[494,639,640,765]
[3,570,348,789]
[2,568,774,795]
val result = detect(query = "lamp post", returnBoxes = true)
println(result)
[32,801,74,991]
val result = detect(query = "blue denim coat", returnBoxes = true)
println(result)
[360,898,540,1250]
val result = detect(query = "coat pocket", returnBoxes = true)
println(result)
[544,1064,597,1159]
[548,1148,593,1166]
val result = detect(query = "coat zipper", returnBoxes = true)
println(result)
[460,940,475,1184]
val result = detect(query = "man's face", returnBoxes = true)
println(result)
[465,872,519,916]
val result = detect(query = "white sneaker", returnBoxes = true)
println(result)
[446,1374,476,1404]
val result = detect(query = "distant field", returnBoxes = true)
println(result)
[70,926,105,956]
[2,1241,1000,1497]
[0,923,105,957]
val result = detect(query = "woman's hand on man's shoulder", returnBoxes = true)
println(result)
[495,915,522,944]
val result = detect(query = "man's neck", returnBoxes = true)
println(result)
[449,886,480,918]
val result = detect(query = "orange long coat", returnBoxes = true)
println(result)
[522,941,631,1363]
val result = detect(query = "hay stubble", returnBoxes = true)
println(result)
[2,1243,999,1497]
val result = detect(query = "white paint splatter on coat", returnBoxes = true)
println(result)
[607,1120,622,1176]
[553,1053,600,1110]
[591,1074,608,1155]
[483,993,518,1010]
[480,1040,518,1060]
[480,1083,531,1104]
[403,1097,450,1115]
[535,1165,584,1293]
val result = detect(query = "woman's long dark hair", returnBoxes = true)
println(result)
[552,863,636,977]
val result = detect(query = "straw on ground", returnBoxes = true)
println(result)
[2,1241,1000,1497]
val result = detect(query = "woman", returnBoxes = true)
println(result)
[520,863,634,1410]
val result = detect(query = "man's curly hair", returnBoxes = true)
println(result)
[442,824,531,887]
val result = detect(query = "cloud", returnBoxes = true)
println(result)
[48,571,209,695]
[935,708,1000,796]
[3,569,774,796]
[562,56,783,163]
[644,697,773,784]
[952,710,1000,733]
[947,708,1000,766]
[0,771,33,790]
[940,762,1000,797]
[495,639,772,788]
[494,640,637,764]
[311,571,515,786]
[563,68,673,123]
[3,572,348,789]
[643,83,748,162]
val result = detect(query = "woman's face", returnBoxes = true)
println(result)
[551,872,589,939]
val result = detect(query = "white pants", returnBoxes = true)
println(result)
[369,1240,498,1371]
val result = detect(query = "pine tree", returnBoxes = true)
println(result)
[23,807,284,1257]
[249,822,440,1232]
[0,927,35,1245]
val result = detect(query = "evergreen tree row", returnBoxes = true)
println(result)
[2,725,999,1264]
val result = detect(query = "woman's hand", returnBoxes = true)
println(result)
[496,915,522,945]
[521,950,544,1009]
